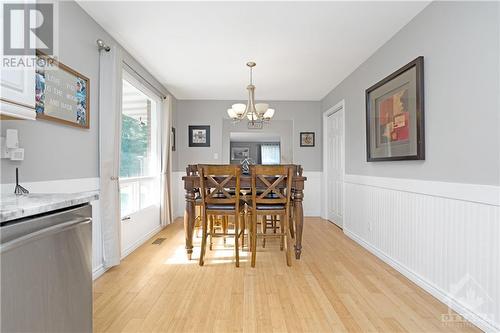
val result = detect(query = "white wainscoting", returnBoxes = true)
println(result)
[121,204,162,259]
[1,178,105,280]
[172,171,186,219]
[171,171,323,219]
[344,174,500,332]
[302,171,322,216]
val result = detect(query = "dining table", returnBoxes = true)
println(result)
[182,164,307,261]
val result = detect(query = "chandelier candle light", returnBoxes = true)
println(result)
[227,62,275,125]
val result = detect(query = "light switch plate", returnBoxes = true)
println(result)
[0,137,10,158]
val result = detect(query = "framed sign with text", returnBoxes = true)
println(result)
[35,50,90,129]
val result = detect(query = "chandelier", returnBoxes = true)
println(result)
[227,62,275,124]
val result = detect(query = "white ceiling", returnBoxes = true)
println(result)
[78,1,429,101]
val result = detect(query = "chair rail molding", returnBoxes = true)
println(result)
[344,174,500,207]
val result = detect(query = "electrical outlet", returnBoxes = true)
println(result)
[10,148,24,161]
[213,153,219,159]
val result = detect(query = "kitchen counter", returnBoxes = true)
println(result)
[0,192,99,223]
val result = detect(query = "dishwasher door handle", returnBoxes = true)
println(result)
[0,217,92,254]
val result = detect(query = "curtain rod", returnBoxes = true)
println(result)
[122,61,167,100]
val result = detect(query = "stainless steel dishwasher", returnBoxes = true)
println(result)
[0,204,92,333]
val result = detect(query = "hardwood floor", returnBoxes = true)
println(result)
[93,217,479,332]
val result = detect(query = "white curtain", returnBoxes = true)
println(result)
[261,144,281,164]
[160,96,173,227]
[99,45,123,268]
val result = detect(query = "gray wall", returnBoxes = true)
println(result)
[322,1,500,186]
[0,1,174,184]
[173,100,322,171]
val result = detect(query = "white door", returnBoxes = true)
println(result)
[326,109,344,227]
[119,71,162,257]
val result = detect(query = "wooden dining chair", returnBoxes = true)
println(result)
[198,164,245,267]
[186,165,203,237]
[249,165,293,267]
[260,164,302,245]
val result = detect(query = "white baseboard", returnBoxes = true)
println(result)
[121,225,164,260]
[92,264,107,280]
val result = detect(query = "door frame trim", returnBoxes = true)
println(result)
[322,100,346,228]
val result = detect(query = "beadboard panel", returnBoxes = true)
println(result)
[302,171,322,216]
[344,179,500,332]
[172,171,322,218]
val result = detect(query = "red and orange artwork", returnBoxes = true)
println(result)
[378,88,409,144]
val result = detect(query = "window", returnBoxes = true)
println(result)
[120,72,160,217]
[261,144,281,165]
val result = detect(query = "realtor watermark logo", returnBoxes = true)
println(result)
[3,3,53,55]
[441,274,495,329]
[2,1,58,70]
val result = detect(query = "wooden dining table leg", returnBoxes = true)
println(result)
[184,188,196,260]
[293,188,304,259]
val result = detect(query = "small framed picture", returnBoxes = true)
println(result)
[231,147,250,160]
[188,125,210,147]
[171,127,176,151]
[300,132,315,147]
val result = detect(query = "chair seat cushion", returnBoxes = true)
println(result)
[256,204,286,210]
[206,200,246,211]
[206,204,235,210]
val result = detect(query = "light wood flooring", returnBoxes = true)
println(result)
[93,217,479,332]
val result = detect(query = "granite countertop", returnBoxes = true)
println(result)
[0,191,99,223]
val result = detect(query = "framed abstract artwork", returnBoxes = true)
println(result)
[35,50,90,129]
[300,132,315,147]
[365,56,425,161]
[188,125,210,147]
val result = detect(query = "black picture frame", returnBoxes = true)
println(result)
[188,125,210,147]
[365,56,425,161]
[300,132,315,147]
[171,127,176,151]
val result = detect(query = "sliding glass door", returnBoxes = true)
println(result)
[119,70,161,256]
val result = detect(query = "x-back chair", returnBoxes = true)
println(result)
[249,165,293,267]
[198,164,245,267]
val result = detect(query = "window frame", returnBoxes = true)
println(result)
[119,69,163,216]
[260,143,281,165]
